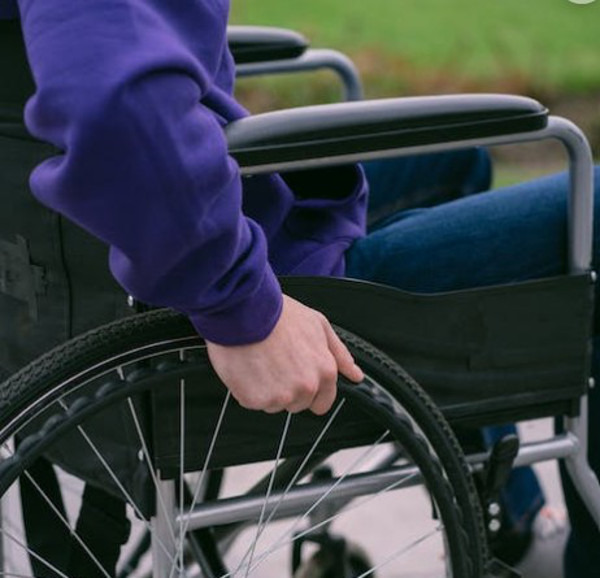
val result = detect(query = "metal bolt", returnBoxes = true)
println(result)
[488,519,501,533]
[127,295,135,308]
[138,449,144,462]
[488,502,501,517]
[591,271,598,283]
[589,378,596,389]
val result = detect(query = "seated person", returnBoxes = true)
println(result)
[4,1,599,576]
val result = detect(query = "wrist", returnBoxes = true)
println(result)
[187,267,283,345]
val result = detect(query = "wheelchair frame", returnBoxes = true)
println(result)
[1,24,598,578]
[194,35,600,529]
[148,97,600,577]
[227,102,600,530]
[228,25,364,101]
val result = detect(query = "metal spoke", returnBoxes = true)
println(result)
[21,470,111,578]
[240,412,292,578]
[127,399,177,547]
[259,400,345,531]
[355,526,442,578]
[245,467,419,576]
[178,374,186,578]
[56,400,178,569]
[174,391,232,571]
[0,571,45,578]
[0,525,69,578]
[228,430,390,578]
[266,430,389,548]
[223,399,345,566]
[1,419,111,578]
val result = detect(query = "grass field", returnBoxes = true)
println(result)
[231,0,600,97]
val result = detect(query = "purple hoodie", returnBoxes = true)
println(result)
[7,0,367,344]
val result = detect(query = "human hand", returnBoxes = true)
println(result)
[205,295,364,415]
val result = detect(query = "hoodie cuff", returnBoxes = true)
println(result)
[187,267,283,346]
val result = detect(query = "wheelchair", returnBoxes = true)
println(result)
[0,23,598,578]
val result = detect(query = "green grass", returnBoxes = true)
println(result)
[231,0,600,96]
[492,163,563,189]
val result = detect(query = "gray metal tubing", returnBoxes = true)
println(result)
[215,443,403,552]
[565,396,600,528]
[464,435,579,473]
[237,114,598,526]
[235,48,364,101]
[178,435,583,533]
[152,478,177,578]
[547,117,595,273]
[178,463,422,531]
[513,434,579,467]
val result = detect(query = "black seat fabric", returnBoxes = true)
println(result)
[281,274,593,426]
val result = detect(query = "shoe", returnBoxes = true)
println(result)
[515,506,569,578]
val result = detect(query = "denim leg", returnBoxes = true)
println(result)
[348,167,600,574]
[348,170,580,292]
[363,147,492,229]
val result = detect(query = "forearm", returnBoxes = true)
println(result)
[18,0,283,344]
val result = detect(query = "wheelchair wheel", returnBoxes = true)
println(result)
[0,309,487,577]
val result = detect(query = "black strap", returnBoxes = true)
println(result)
[68,484,131,577]
[20,456,131,577]
[20,457,71,577]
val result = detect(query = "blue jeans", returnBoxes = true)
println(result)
[347,150,600,576]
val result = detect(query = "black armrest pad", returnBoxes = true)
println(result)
[226,94,548,168]
[227,26,308,64]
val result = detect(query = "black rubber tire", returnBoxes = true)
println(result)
[0,309,487,577]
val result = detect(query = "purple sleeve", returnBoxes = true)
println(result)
[17,0,283,345]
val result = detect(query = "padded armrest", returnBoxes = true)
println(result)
[226,94,548,169]
[227,26,308,64]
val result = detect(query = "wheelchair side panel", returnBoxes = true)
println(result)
[281,274,594,427]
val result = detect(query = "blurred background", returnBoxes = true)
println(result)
[230,0,600,186]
